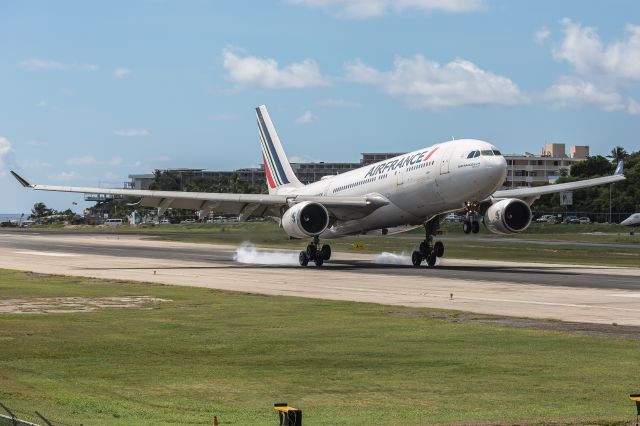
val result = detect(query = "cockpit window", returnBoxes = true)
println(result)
[481,150,494,156]
[467,150,481,158]
[492,150,502,156]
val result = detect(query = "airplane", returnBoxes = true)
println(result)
[11,105,626,268]
[621,213,640,227]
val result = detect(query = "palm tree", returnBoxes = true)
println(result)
[607,146,628,163]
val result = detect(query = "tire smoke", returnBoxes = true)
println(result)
[373,252,410,265]
[233,243,300,266]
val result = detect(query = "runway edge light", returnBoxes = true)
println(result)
[274,402,302,426]
[629,394,640,426]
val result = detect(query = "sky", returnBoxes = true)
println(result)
[1,0,640,213]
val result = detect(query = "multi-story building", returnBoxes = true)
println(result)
[504,143,589,188]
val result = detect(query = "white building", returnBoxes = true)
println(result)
[504,143,589,188]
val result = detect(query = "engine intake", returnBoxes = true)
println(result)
[282,201,330,238]
[483,198,532,234]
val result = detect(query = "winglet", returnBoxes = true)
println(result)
[10,171,32,187]
[614,160,624,176]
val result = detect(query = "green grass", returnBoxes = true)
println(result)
[0,269,638,425]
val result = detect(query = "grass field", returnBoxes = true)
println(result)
[0,269,638,425]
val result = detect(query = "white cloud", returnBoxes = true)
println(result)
[49,171,78,181]
[114,129,150,137]
[544,78,627,112]
[553,18,640,80]
[114,67,131,78]
[628,97,640,115]
[317,98,362,108]
[37,100,47,108]
[346,55,527,109]
[289,0,483,19]
[19,58,97,71]
[543,19,640,115]
[21,159,52,169]
[104,171,121,181]
[106,156,123,166]
[0,136,13,170]
[212,114,240,121]
[66,155,124,166]
[296,110,318,123]
[534,27,551,44]
[148,156,170,163]
[222,47,329,89]
[66,155,97,166]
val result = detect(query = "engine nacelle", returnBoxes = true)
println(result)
[483,198,532,234]
[281,201,330,238]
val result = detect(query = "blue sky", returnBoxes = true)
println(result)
[2,0,640,213]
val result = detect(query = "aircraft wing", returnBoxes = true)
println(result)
[490,160,625,203]
[10,171,389,220]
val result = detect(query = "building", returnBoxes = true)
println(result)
[126,153,404,191]
[125,145,589,191]
[504,144,589,188]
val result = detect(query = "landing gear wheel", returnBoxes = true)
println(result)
[471,221,480,234]
[306,244,317,260]
[411,251,423,267]
[426,253,437,267]
[314,256,324,267]
[299,251,309,267]
[419,241,429,257]
[433,241,444,258]
[320,244,332,261]
[463,221,471,234]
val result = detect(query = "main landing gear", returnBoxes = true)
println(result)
[412,219,445,267]
[299,236,331,267]
[462,201,480,234]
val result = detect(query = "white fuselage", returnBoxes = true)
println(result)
[278,139,508,238]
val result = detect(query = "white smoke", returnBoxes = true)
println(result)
[233,243,300,266]
[373,252,411,265]
[373,251,441,266]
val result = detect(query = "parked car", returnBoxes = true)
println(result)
[535,214,555,223]
[578,217,591,224]
[159,219,171,225]
[104,219,124,226]
[445,213,464,222]
[563,216,580,224]
[180,219,197,224]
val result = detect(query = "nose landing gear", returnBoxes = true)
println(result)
[462,201,481,234]
[412,219,445,267]
[299,236,331,267]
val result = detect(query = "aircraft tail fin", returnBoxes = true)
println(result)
[256,105,303,194]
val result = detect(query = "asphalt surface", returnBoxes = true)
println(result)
[1,231,637,290]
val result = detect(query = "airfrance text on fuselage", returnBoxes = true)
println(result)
[364,150,430,178]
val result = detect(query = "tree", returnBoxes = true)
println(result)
[31,202,52,218]
[569,155,613,178]
[607,146,628,164]
[149,170,181,191]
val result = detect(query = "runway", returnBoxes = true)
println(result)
[0,232,639,326]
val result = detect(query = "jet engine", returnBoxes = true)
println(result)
[483,198,532,234]
[281,201,330,238]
